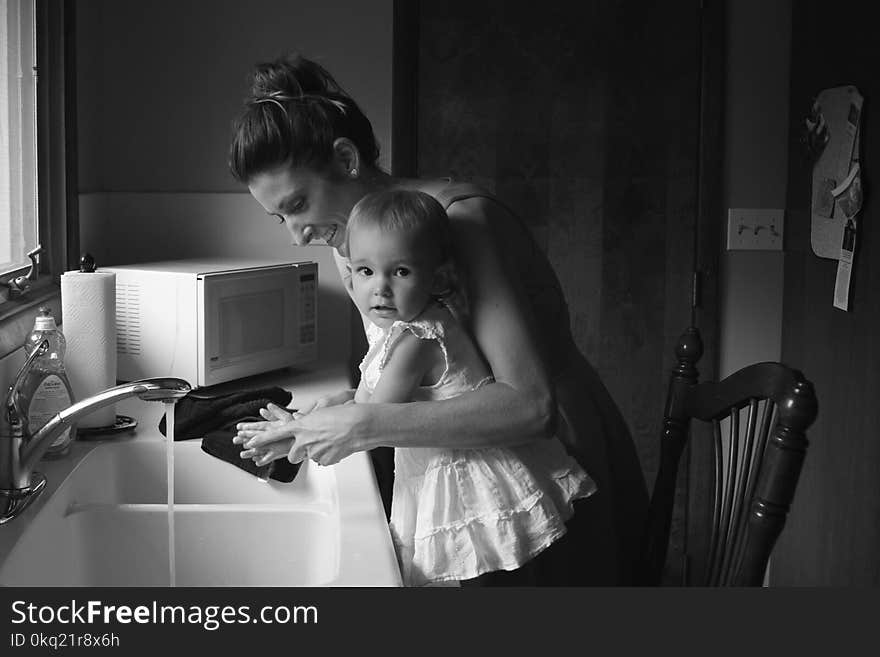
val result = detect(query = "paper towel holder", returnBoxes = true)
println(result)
[67,252,137,439]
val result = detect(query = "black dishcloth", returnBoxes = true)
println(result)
[157,386,299,482]
[201,417,301,483]
[158,386,292,440]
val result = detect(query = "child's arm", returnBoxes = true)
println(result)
[363,330,440,404]
[354,376,372,404]
[238,330,440,466]
[300,388,357,413]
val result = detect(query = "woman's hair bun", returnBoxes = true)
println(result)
[249,52,342,101]
[230,51,380,181]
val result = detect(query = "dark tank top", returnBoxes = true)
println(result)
[434,180,649,585]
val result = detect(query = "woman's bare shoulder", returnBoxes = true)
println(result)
[394,177,452,196]
[445,192,518,235]
[395,177,493,205]
[400,177,518,233]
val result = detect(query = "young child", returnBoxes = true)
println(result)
[344,189,596,586]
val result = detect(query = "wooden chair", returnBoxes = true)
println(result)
[640,326,818,586]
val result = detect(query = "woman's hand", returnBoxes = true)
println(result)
[234,389,359,466]
[237,402,367,466]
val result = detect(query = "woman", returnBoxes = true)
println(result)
[229,53,648,585]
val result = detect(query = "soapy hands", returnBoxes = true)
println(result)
[235,404,297,466]
[234,388,359,467]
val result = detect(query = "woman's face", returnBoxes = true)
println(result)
[248,163,355,256]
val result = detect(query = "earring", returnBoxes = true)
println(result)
[349,168,359,178]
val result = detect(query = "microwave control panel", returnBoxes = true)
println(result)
[299,272,317,345]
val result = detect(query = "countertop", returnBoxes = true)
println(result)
[0,364,399,584]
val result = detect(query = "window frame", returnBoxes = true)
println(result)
[0,0,38,286]
[0,0,76,358]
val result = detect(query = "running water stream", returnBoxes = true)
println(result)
[164,402,176,587]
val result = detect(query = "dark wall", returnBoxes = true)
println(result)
[775,1,880,585]
[412,0,721,582]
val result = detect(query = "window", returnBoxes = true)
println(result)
[0,0,74,359]
[0,0,38,283]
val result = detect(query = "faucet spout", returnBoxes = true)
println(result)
[2,376,191,522]
[21,378,191,477]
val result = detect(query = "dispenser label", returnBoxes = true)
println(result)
[28,375,73,447]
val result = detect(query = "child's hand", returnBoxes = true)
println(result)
[234,403,295,463]
[249,446,277,467]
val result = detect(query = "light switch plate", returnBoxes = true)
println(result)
[727,208,784,251]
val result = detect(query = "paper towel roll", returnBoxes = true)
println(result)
[61,270,117,429]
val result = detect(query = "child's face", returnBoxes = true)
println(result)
[348,224,439,329]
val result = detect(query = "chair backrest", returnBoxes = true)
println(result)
[641,326,818,586]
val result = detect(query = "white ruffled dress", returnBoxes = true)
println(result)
[360,303,597,586]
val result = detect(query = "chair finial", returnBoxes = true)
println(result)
[778,378,819,430]
[674,326,703,381]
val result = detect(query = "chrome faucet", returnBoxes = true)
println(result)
[1,340,191,524]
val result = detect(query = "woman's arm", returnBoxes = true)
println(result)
[446,195,556,435]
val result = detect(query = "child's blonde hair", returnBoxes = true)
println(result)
[347,189,453,266]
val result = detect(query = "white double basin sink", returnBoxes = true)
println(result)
[0,412,401,587]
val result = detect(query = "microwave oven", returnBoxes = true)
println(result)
[102,258,317,388]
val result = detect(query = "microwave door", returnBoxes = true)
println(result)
[198,265,312,387]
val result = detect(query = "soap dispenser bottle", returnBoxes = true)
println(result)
[22,307,77,458]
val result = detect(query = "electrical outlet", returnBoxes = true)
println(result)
[727,208,784,251]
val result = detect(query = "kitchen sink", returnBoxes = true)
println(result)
[0,439,400,587]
